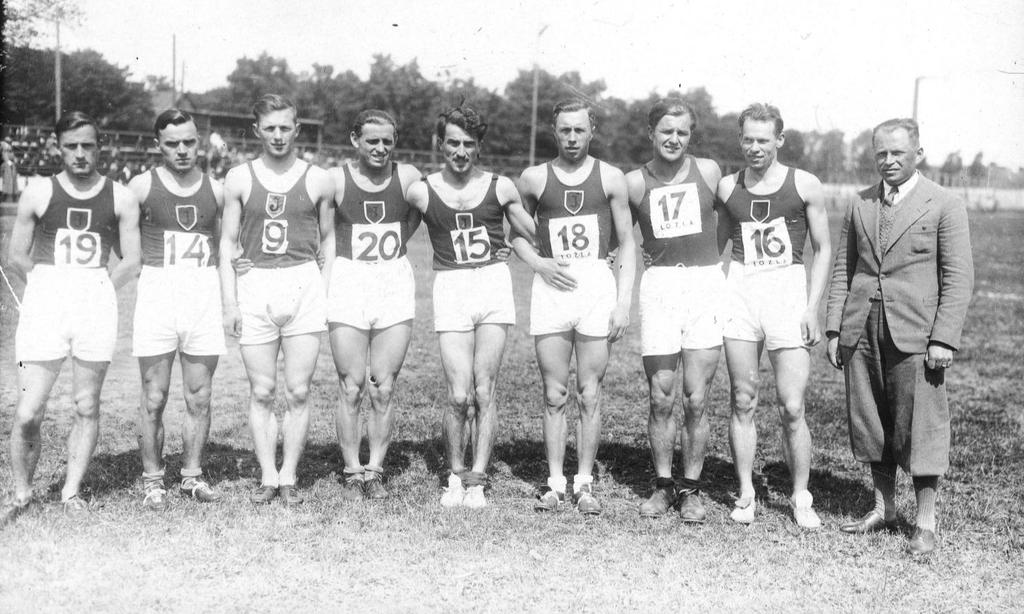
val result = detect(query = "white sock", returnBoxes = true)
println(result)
[572,474,593,494]
[547,475,567,494]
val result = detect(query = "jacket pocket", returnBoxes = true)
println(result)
[911,224,936,253]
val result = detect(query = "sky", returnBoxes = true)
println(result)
[28,0,1024,169]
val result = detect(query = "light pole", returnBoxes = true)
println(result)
[54,15,62,122]
[528,24,549,167]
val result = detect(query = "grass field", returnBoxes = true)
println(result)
[0,204,1022,612]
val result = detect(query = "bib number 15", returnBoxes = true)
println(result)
[55,228,101,268]
[450,226,490,264]
[262,219,289,255]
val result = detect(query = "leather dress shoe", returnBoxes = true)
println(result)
[840,511,894,534]
[907,527,937,555]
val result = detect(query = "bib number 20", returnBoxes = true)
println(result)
[262,219,289,255]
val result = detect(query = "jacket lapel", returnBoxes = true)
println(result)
[884,181,931,256]
[856,188,881,263]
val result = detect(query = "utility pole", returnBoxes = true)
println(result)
[54,17,62,122]
[528,24,549,167]
[172,34,177,103]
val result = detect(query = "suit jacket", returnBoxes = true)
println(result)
[826,175,973,354]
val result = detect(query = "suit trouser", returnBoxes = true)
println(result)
[841,300,950,476]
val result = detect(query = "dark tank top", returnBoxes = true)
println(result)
[423,174,506,271]
[535,160,612,263]
[334,163,411,262]
[632,156,720,267]
[719,167,808,267]
[31,176,118,267]
[239,161,319,268]
[140,169,219,267]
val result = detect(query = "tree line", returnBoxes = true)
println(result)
[3,46,1021,187]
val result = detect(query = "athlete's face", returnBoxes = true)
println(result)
[59,125,100,179]
[352,122,396,170]
[156,120,199,174]
[650,113,693,163]
[873,127,922,187]
[553,110,593,163]
[254,108,299,159]
[440,123,479,176]
[740,119,784,171]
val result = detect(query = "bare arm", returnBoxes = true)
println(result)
[311,167,336,286]
[109,182,141,289]
[604,163,636,343]
[511,166,577,291]
[5,181,50,287]
[715,175,737,257]
[218,167,247,337]
[398,164,425,237]
[797,170,831,346]
[497,175,536,241]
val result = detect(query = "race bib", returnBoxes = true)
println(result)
[450,226,491,265]
[548,214,599,263]
[163,230,211,267]
[352,222,402,262]
[262,219,289,255]
[740,217,793,268]
[649,183,701,239]
[54,228,102,268]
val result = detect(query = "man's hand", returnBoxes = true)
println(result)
[232,256,254,276]
[494,245,512,262]
[608,304,630,343]
[925,343,954,370]
[826,337,843,370]
[801,308,822,346]
[223,304,243,337]
[606,248,652,269]
[535,259,577,291]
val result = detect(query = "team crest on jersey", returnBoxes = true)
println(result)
[563,190,585,215]
[266,193,287,218]
[175,204,198,231]
[749,199,771,223]
[66,208,92,231]
[455,212,475,230]
[363,201,385,224]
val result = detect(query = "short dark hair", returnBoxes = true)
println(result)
[55,111,99,141]
[252,94,297,122]
[351,109,398,139]
[153,108,195,136]
[738,102,784,136]
[647,97,698,131]
[435,105,488,142]
[551,99,596,127]
[873,118,920,147]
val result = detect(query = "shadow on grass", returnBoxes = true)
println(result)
[761,460,876,517]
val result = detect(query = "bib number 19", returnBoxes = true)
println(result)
[55,228,101,268]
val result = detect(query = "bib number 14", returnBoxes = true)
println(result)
[164,231,211,267]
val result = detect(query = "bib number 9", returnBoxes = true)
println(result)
[450,226,491,264]
[548,214,598,263]
[353,222,402,262]
[262,219,289,255]
[163,231,211,267]
[740,218,793,268]
[55,228,101,268]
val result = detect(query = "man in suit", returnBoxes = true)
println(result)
[826,118,973,555]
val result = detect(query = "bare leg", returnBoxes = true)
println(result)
[768,347,812,495]
[10,359,62,501]
[179,353,218,474]
[278,333,320,486]
[643,354,679,479]
[469,324,508,474]
[64,358,109,501]
[329,324,370,471]
[573,334,610,478]
[138,352,175,475]
[535,332,574,481]
[679,347,721,481]
[241,340,282,487]
[439,330,475,475]
[725,338,763,500]
[365,322,412,470]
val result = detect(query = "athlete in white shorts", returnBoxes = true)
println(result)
[625,98,725,522]
[513,99,636,515]
[220,94,334,507]
[3,111,140,525]
[325,109,422,501]
[715,103,831,528]
[129,109,226,510]
[407,105,535,508]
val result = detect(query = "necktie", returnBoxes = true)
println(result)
[878,184,899,254]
